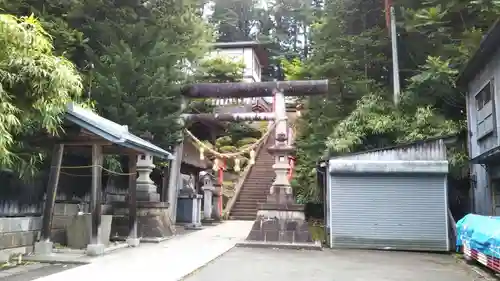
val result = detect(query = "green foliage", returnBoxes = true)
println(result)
[196,56,245,83]
[236,138,258,147]
[0,14,82,175]
[290,0,496,203]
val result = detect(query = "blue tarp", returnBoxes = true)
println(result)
[456,214,500,258]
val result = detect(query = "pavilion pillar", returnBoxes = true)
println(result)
[126,155,140,247]
[86,144,105,256]
[34,144,64,255]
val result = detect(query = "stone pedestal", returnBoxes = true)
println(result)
[212,184,222,222]
[34,240,53,255]
[201,173,215,223]
[177,188,203,230]
[239,132,320,250]
[109,201,174,243]
[202,187,214,220]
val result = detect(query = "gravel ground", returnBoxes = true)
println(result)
[184,247,490,281]
[0,263,80,281]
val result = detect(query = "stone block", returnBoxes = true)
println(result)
[298,221,310,232]
[0,232,37,250]
[50,229,66,245]
[136,191,160,202]
[86,243,105,256]
[247,230,263,241]
[51,216,73,229]
[176,198,194,223]
[251,221,262,231]
[264,231,279,242]
[126,238,140,247]
[296,231,313,243]
[34,240,53,255]
[0,217,41,233]
[53,203,79,216]
[110,216,129,238]
[262,220,279,232]
[137,213,173,238]
[283,231,294,243]
[66,214,113,249]
[286,221,298,231]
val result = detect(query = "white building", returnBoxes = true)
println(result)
[206,41,271,112]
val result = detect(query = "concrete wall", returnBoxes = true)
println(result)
[0,202,113,262]
[466,48,500,215]
[0,217,41,262]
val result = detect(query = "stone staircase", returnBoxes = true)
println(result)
[229,134,275,220]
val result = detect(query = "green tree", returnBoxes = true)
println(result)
[291,0,500,203]
[0,14,82,175]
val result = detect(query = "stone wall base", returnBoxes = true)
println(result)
[244,205,321,250]
[109,202,174,241]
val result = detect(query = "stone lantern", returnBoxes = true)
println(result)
[136,152,160,202]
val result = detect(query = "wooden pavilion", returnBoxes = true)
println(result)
[34,103,173,256]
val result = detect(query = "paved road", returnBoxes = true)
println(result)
[31,221,254,281]
[0,264,79,281]
[184,247,487,281]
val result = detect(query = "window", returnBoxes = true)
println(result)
[476,82,492,110]
[253,55,261,77]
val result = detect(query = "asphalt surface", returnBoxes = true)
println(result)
[184,247,489,281]
[0,264,80,281]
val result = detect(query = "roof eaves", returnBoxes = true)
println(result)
[457,18,500,86]
[65,104,173,160]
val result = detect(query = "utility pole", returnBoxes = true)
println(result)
[390,6,401,106]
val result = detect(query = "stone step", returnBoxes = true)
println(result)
[231,210,257,216]
[231,213,257,218]
[238,195,267,198]
[239,190,269,194]
[234,202,257,208]
[238,191,268,195]
[234,198,265,203]
[229,215,255,220]
[239,188,269,192]
[235,199,266,204]
[243,178,274,181]
[236,198,266,202]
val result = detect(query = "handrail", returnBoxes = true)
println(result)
[223,126,274,218]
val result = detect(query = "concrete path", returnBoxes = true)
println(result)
[185,247,492,281]
[32,221,254,281]
[0,264,79,281]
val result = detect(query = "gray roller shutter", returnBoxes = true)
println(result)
[329,174,448,251]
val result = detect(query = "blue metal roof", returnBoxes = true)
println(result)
[65,103,173,159]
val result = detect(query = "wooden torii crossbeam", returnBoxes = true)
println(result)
[180,80,329,98]
[182,112,275,122]
[170,79,328,249]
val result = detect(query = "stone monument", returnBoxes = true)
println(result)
[201,171,215,223]
[176,174,203,229]
[239,90,320,250]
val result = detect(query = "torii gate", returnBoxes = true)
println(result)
[169,80,328,248]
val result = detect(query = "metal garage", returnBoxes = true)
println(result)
[325,138,450,252]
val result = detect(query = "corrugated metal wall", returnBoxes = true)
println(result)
[329,175,448,251]
[327,139,449,251]
[336,139,447,162]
